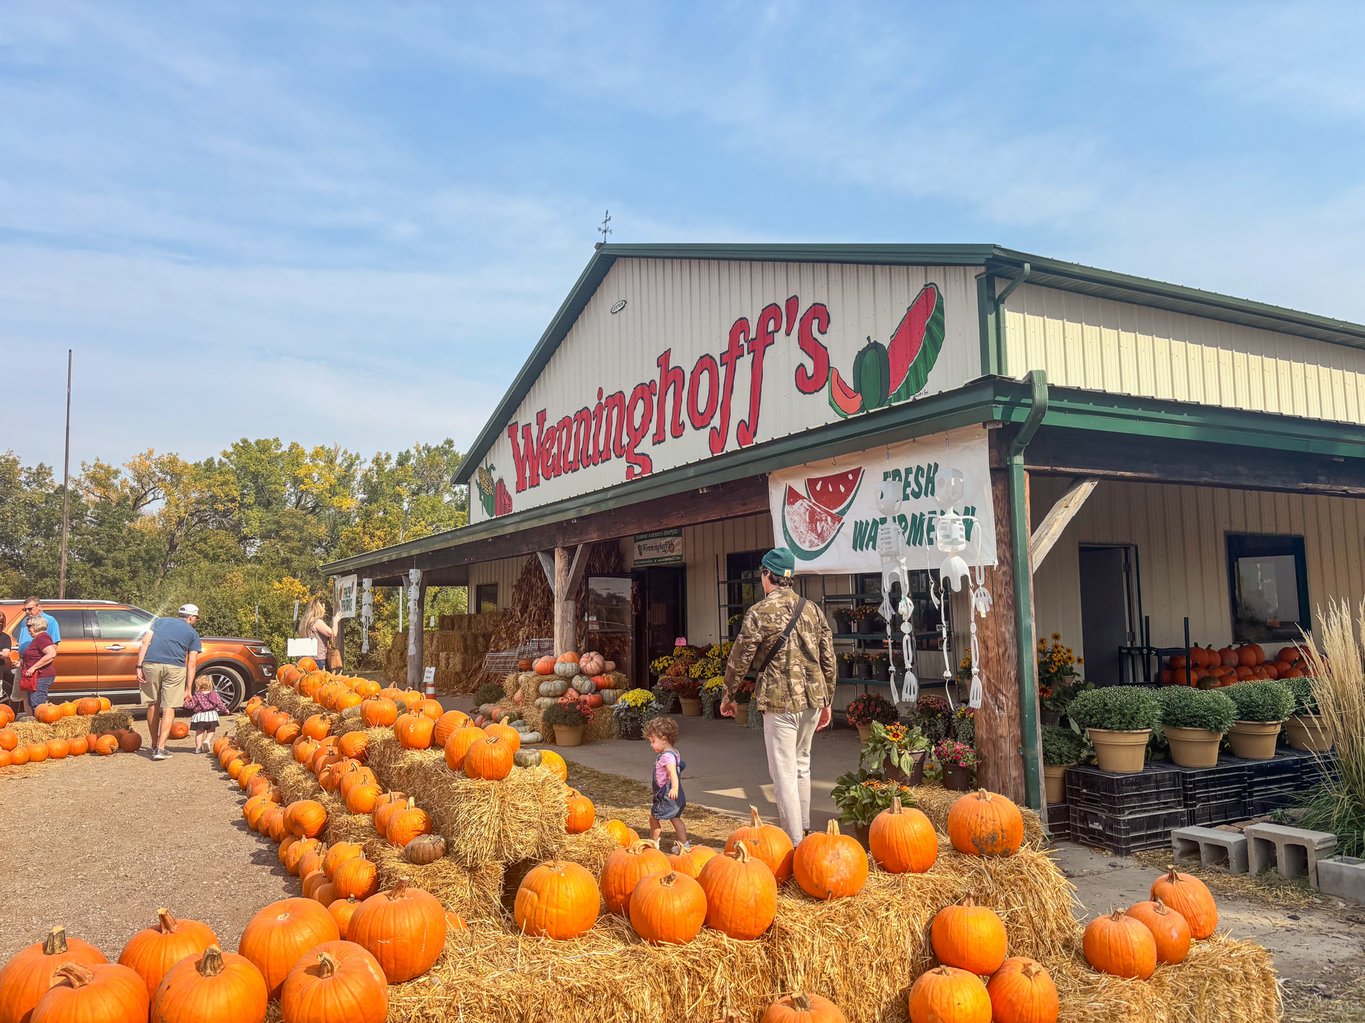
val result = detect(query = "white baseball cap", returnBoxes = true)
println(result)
[178,604,200,616]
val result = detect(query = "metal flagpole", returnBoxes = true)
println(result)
[58,349,73,598]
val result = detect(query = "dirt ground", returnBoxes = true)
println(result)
[1,719,1361,1022]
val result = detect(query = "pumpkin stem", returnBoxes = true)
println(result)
[659,872,678,888]
[959,896,978,908]
[732,841,751,863]
[1153,897,1170,914]
[156,908,178,933]
[749,804,764,827]
[43,926,70,956]
[315,952,338,979]
[1165,866,1182,884]
[51,963,93,989]
[197,946,225,978]
[1108,909,1127,922]
[890,795,902,814]
[391,880,409,899]
[825,819,841,835]
[1020,962,1042,979]
[791,994,811,1011]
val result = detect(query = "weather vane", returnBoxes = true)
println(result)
[598,210,612,245]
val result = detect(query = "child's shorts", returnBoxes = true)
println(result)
[191,719,218,733]
[651,789,686,820]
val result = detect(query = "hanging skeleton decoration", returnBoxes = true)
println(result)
[360,578,374,654]
[406,568,422,643]
[927,467,993,709]
[875,481,918,705]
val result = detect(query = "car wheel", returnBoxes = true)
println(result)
[202,665,246,711]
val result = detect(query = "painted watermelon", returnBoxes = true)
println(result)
[494,478,513,516]
[781,485,845,560]
[852,336,891,410]
[887,283,945,401]
[805,467,863,515]
[827,367,863,419]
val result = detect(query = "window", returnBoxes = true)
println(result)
[1227,533,1310,643]
[475,584,498,614]
[95,607,154,640]
[48,609,88,639]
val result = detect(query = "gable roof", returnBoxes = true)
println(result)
[454,242,1365,483]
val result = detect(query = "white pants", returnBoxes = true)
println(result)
[763,707,821,845]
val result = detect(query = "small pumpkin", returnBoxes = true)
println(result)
[696,842,777,940]
[1125,898,1192,964]
[668,841,718,878]
[908,967,991,1023]
[538,749,568,782]
[285,799,328,839]
[169,720,191,740]
[1083,909,1157,980]
[443,726,486,772]
[930,897,1008,976]
[946,789,1024,857]
[385,798,433,847]
[760,993,849,1023]
[322,842,365,880]
[151,945,267,1023]
[533,655,556,675]
[75,697,100,716]
[553,661,579,679]
[512,748,543,769]
[1149,867,1217,939]
[404,834,447,865]
[337,731,370,762]
[360,698,398,728]
[793,820,868,900]
[237,897,341,998]
[28,962,148,1023]
[331,857,380,901]
[279,941,388,1023]
[629,871,707,945]
[347,881,447,982]
[570,674,595,695]
[432,710,472,747]
[538,679,569,698]
[578,652,606,677]
[273,720,301,744]
[565,789,596,834]
[283,837,323,876]
[117,908,218,1002]
[513,861,600,939]
[724,805,794,882]
[93,734,119,756]
[327,898,362,941]
[603,819,638,848]
[986,957,1059,1023]
[868,795,938,874]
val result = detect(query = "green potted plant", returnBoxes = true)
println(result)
[831,769,914,846]
[1284,677,1334,751]
[1067,685,1161,774]
[859,721,931,786]
[1041,724,1087,803]
[610,688,661,741]
[1037,633,1085,726]
[915,693,953,744]
[541,700,593,747]
[1224,680,1295,759]
[933,738,978,791]
[846,692,897,743]
[1157,686,1238,768]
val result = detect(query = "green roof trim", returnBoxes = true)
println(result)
[455,242,1365,481]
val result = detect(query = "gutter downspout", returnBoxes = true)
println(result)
[1009,369,1048,811]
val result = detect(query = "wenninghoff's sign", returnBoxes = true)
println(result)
[767,430,996,574]
[470,264,980,521]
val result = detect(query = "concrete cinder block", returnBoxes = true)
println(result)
[1244,823,1338,887]
[1317,856,1365,905]
[1171,826,1249,874]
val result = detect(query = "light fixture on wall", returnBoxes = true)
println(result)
[610,299,627,314]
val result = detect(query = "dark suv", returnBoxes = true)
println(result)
[1,600,276,711]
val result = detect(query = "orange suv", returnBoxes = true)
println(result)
[1,600,276,711]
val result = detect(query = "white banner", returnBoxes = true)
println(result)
[334,575,359,619]
[767,429,997,574]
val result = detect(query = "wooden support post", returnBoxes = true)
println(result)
[1029,478,1098,570]
[406,569,426,690]
[975,443,1026,804]
[544,544,592,653]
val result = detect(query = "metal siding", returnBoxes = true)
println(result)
[1004,283,1365,424]
[1031,479,1365,672]
[466,556,530,610]
[468,259,983,524]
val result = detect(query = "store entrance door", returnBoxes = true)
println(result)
[1079,544,1141,684]
[635,566,687,676]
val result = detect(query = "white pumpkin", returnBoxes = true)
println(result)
[512,719,532,731]
[553,661,579,680]
[604,660,617,673]
[535,696,556,710]
[579,652,606,676]
[539,679,568,698]
[600,689,621,706]
[571,675,595,695]
[520,731,543,744]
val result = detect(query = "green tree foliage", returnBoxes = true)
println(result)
[0,440,468,663]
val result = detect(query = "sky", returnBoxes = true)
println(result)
[3,1,1363,472]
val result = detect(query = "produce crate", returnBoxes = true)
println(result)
[1046,802,1069,842]
[1069,804,1190,856]
[1064,764,1184,815]
[1155,759,1250,805]
[1247,789,1305,816]
[1186,794,1250,827]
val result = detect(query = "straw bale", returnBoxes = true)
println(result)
[367,840,505,923]
[555,824,619,878]
[89,710,133,733]
[236,725,295,783]
[1052,932,1280,1023]
[903,784,1046,847]
[322,803,378,846]
[11,715,94,744]
[584,710,618,743]
[276,763,324,806]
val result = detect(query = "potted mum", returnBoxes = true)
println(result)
[1037,633,1085,726]
[611,688,661,741]
[933,739,978,791]
[699,676,726,719]
[846,692,897,743]
[831,769,914,847]
[1041,724,1087,804]
[1067,685,1161,774]
[915,693,954,743]
[542,700,593,747]
[667,676,703,717]
[1224,680,1295,760]
[1284,677,1334,751]
[1157,686,1237,768]
[859,721,931,787]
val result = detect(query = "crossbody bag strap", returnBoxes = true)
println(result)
[753,597,808,677]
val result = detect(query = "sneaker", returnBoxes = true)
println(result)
[151,749,166,761]
[160,748,173,759]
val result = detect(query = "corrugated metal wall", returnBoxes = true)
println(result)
[466,556,530,609]
[1031,478,1365,671]
[1003,284,1365,424]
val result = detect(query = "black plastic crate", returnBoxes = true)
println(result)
[1047,803,1070,842]
[1069,804,1190,855]
[1156,759,1249,803]
[1186,794,1249,827]
[1065,764,1184,814]
[1228,749,1313,786]
[1248,790,1306,815]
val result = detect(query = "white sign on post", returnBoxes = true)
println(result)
[767,428,996,575]
[423,666,436,696]
[335,575,358,619]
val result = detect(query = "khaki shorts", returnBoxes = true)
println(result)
[141,663,187,708]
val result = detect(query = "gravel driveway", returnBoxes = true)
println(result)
[0,718,294,963]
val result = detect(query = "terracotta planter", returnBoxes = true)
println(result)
[679,697,702,717]
[1228,720,1282,760]
[1086,728,1151,774]
[941,763,974,792]
[856,722,871,744]
[1043,764,1070,804]
[883,750,926,788]
[1164,725,1223,768]
[1286,714,1334,752]
[734,703,750,728]
[554,724,585,747]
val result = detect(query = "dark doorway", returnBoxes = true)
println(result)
[635,566,687,674]
[1079,544,1141,685]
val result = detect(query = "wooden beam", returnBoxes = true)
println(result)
[1029,478,1098,570]
[553,547,576,653]
[565,542,591,596]
[536,551,555,589]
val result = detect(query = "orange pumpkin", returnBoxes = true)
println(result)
[1083,910,1157,980]
[986,957,1059,1023]
[724,805,794,882]
[513,861,600,939]
[533,656,556,675]
[603,819,638,848]
[118,908,218,1002]
[909,967,991,1023]
[26,962,149,1022]
[347,882,447,983]
[331,858,381,901]
[384,798,433,847]
[150,945,267,1023]
[0,926,107,1023]
[629,871,707,945]
[696,842,777,940]
[538,748,568,782]
[337,731,370,763]
[1125,899,1191,964]
[278,941,387,1023]
[668,842,718,878]
[565,789,596,833]
[600,840,672,915]
[394,713,435,750]
[792,820,868,900]
[1149,868,1217,939]
[869,796,938,873]
[443,726,485,772]
[236,897,341,999]
[947,789,1024,857]
[930,898,1008,975]
[483,721,521,752]
[432,710,471,748]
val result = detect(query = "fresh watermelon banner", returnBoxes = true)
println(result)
[768,429,997,574]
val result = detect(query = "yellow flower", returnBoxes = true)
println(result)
[1051,632,1062,640]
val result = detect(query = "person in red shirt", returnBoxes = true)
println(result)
[19,616,57,717]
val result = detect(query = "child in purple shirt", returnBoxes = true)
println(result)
[645,716,688,849]
[182,676,229,752]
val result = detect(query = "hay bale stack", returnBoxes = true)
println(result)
[266,684,316,724]
[557,824,619,878]
[89,709,133,734]
[235,724,295,783]
[11,715,94,744]
[905,785,1046,848]
[322,803,377,846]
[367,840,505,923]
[584,711,618,743]
[276,763,323,806]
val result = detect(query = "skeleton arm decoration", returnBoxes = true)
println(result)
[927,468,992,710]
[874,481,918,705]
[360,578,373,654]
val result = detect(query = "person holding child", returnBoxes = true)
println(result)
[644,716,689,849]
[182,675,229,752]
